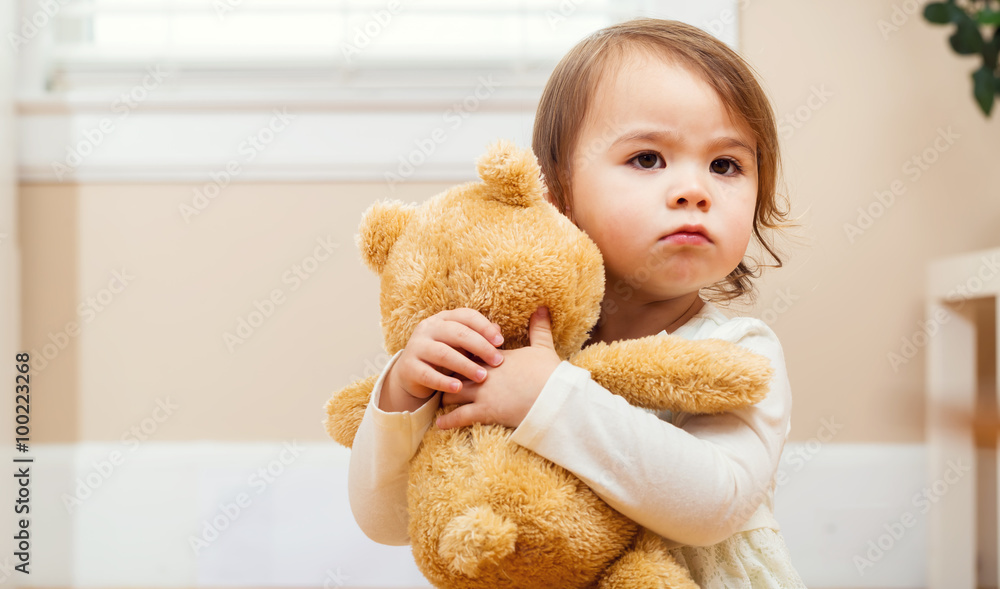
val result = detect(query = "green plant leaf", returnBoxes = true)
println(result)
[925,2,954,23]
[972,65,995,115]
[948,2,969,22]
[984,31,1000,69]
[950,19,986,54]
[977,8,1000,25]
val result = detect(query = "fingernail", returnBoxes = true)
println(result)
[476,368,487,381]
[450,380,461,393]
[492,333,504,345]
[538,306,549,318]
[436,417,445,429]
[492,353,503,366]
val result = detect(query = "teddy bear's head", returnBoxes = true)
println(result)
[357,140,604,359]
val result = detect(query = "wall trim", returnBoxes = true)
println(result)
[21,441,933,588]
[17,106,536,184]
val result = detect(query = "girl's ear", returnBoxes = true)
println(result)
[547,193,576,226]
[542,187,565,214]
[542,187,555,206]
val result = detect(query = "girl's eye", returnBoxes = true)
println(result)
[631,152,663,169]
[710,158,744,175]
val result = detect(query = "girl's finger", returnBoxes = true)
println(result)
[404,361,461,398]
[440,322,504,369]
[419,341,488,386]
[436,403,490,430]
[440,388,476,406]
[440,308,504,348]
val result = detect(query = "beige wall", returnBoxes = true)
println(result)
[20,182,454,444]
[19,0,1000,446]
[739,0,1000,443]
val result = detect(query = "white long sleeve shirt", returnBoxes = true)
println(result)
[347,301,792,549]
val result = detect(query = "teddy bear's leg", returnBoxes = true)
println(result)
[597,529,698,589]
[437,505,517,577]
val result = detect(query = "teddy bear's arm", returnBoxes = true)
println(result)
[323,374,379,448]
[567,336,772,414]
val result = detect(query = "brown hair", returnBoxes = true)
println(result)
[532,18,790,304]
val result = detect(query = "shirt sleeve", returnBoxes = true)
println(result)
[347,349,441,545]
[509,318,792,547]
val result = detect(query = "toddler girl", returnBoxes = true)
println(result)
[348,17,806,588]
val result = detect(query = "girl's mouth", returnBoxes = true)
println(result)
[661,232,709,245]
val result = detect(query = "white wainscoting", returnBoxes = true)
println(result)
[12,441,937,588]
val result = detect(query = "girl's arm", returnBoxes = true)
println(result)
[347,308,502,544]
[347,350,441,545]
[509,318,791,547]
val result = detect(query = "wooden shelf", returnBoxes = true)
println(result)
[926,246,1000,588]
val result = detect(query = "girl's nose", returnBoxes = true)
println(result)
[667,171,713,211]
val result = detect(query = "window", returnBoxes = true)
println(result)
[15,0,740,182]
[27,0,739,93]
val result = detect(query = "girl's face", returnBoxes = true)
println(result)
[564,55,758,304]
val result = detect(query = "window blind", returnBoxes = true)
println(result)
[37,0,653,90]
[17,0,737,93]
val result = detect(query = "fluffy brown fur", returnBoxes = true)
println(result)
[323,140,772,588]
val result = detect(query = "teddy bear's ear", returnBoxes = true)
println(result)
[476,139,545,208]
[356,200,416,275]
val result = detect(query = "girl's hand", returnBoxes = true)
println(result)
[379,308,505,413]
[437,307,561,429]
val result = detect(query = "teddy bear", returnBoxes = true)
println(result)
[324,140,773,588]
